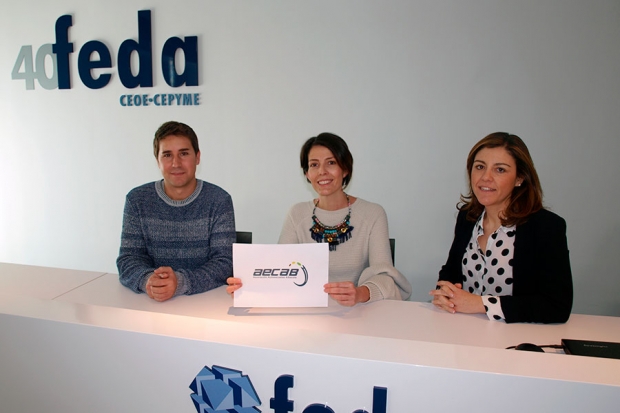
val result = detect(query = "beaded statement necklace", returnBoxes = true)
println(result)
[310,194,354,251]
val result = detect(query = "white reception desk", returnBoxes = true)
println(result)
[0,262,618,412]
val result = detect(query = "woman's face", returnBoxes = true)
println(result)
[305,145,348,198]
[470,146,523,214]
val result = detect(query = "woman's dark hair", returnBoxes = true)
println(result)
[300,133,354,188]
[153,121,200,158]
[459,132,543,226]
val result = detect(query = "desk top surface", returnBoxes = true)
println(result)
[1,263,619,386]
[0,262,105,300]
[55,273,620,350]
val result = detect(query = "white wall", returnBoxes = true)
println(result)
[1,0,619,316]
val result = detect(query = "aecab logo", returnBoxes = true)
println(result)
[253,261,309,287]
[11,10,200,106]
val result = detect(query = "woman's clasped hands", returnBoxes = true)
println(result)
[429,281,485,314]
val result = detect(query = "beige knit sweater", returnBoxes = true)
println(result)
[279,198,412,302]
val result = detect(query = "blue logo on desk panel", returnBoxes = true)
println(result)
[189,366,388,412]
[190,365,261,412]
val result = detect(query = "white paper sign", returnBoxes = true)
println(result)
[233,243,329,307]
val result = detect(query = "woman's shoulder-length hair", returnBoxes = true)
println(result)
[459,132,544,227]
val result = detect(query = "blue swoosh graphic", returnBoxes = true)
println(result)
[294,265,308,287]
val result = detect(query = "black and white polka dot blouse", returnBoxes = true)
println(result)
[461,211,516,321]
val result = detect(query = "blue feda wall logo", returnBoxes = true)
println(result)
[253,262,309,287]
[190,366,388,413]
[11,10,200,107]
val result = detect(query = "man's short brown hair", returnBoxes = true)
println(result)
[153,121,200,158]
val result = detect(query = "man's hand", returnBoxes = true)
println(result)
[145,266,178,302]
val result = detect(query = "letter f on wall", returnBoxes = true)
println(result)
[52,15,73,89]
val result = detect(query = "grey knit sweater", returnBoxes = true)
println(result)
[117,180,235,296]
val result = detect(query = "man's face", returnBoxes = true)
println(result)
[157,135,201,197]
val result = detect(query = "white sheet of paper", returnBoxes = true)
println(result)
[233,243,329,307]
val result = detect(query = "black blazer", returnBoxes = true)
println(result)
[439,209,573,323]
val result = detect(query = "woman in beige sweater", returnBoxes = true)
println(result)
[228,133,411,306]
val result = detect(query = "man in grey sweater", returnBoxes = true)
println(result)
[117,121,235,302]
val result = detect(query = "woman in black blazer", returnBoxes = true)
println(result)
[430,133,573,323]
